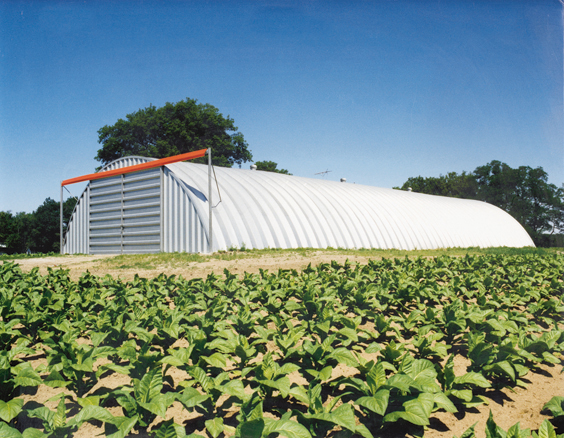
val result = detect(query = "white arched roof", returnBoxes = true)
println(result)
[165,162,534,250]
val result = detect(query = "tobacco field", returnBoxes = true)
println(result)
[1,253,563,437]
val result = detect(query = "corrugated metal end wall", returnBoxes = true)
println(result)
[63,156,210,255]
[89,168,161,254]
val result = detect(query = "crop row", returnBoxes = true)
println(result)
[0,253,563,437]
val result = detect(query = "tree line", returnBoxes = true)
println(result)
[0,198,76,254]
[395,160,563,247]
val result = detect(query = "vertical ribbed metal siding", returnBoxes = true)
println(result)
[89,168,161,254]
[62,187,89,254]
[162,168,207,253]
[89,174,123,254]
[122,169,161,254]
[64,156,159,254]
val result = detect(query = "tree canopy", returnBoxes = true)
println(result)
[0,198,76,254]
[254,160,291,175]
[95,98,253,168]
[396,160,564,246]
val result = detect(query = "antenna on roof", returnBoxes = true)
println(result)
[314,170,332,178]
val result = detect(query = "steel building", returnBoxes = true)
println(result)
[62,154,534,254]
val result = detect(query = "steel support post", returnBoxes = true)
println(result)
[60,184,63,254]
[208,148,213,253]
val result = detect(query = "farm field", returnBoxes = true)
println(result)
[1,249,563,438]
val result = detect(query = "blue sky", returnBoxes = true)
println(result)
[1,0,562,213]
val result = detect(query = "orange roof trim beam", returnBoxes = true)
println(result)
[61,149,208,186]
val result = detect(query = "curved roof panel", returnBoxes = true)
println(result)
[166,162,534,250]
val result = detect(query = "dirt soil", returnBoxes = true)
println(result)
[12,254,564,438]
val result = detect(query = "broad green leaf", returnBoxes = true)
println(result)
[338,327,359,344]
[356,389,390,416]
[0,398,23,423]
[485,410,506,438]
[67,405,117,427]
[104,415,138,438]
[464,395,490,409]
[366,361,386,394]
[365,342,383,354]
[354,423,375,438]
[542,396,564,418]
[263,418,313,438]
[160,355,185,367]
[13,365,42,387]
[95,363,132,379]
[0,422,23,438]
[279,363,301,376]
[450,389,473,403]
[535,419,557,438]
[454,372,491,388]
[385,373,414,392]
[154,419,185,438]
[201,353,227,368]
[328,348,359,367]
[238,392,264,422]
[454,422,477,438]
[542,352,561,364]
[326,403,356,431]
[90,331,110,347]
[26,406,55,427]
[506,422,530,438]
[220,379,247,400]
[540,330,561,349]
[317,366,333,382]
[76,396,100,408]
[187,367,213,393]
[384,393,434,426]
[135,367,163,403]
[289,385,309,405]
[176,387,210,409]
[409,359,437,382]
[205,417,224,438]
[53,397,66,429]
[22,429,49,438]
[138,393,176,419]
[258,377,291,398]
[43,371,70,388]
[484,361,515,382]
[237,419,264,438]
[433,392,458,413]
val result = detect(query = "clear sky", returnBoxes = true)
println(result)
[1,0,562,213]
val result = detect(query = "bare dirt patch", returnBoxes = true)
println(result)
[13,252,376,282]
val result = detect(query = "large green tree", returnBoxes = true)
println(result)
[396,160,564,246]
[95,98,253,168]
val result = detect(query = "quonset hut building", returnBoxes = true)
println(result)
[62,150,534,254]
